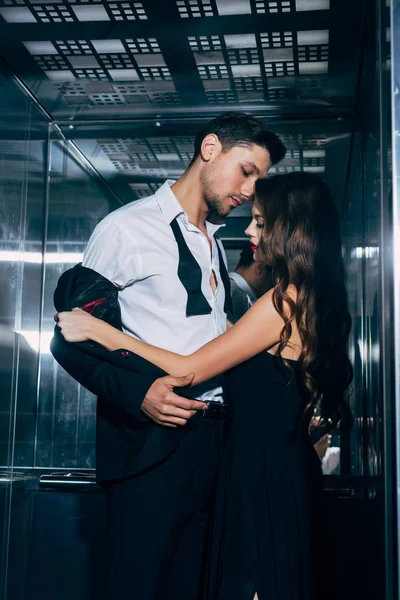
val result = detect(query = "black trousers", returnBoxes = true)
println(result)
[103,414,224,600]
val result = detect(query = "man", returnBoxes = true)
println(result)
[228,245,274,323]
[51,112,286,600]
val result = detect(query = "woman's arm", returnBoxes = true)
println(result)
[57,286,296,385]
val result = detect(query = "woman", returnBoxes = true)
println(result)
[56,172,353,600]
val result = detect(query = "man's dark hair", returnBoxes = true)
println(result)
[191,112,286,166]
[236,245,255,270]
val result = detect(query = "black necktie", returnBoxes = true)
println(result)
[170,218,232,318]
[170,217,212,317]
[215,239,233,315]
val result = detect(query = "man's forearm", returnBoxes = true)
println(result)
[50,334,156,420]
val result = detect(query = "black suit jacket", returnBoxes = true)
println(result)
[50,264,186,483]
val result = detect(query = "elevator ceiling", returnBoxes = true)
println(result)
[0,0,369,213]
[0,0,366,120]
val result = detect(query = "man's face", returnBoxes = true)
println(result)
[199,144,272,222]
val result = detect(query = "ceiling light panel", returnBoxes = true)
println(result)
[71,4,109,21]
[30,2,75,23]
[128,183,159,199]
[45,69,76,81]
[295,0,329,10]
[269,147,301,173]
[215,0,251,15]
[297,29,329,45]
[262,45,295,78]
[296,75,328,98]
[224,34,257,49]
[33,53,70,72]
[260,31,293,48]
[255,1,294,14]
[23,41,58,54]
[205,90,236,104]
[174,137,195,163]
[297,29,329,71]
[176,0,216,17]
[125,38,160,53]
[188,35,222,52]
[103,1,147,22]
[298,60,328,74]
[269,164,302,174]
[108,69,139,81]
[98,136,193,180]
[91,39,126,53]
[278,133,328,148]
[267,88,290,101]
[4,0,148,23]
[0,7,36,22]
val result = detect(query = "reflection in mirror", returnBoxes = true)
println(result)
[35,135,122,470]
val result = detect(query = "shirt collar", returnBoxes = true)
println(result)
[155,180,184,223]
[156,179,225,237]
[229,271,257,304]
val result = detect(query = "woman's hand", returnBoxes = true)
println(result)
[55,308,98,343]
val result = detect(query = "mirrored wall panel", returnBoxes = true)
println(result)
[34,135,122,470]
[0,65,48,600]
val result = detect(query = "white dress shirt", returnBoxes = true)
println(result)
[228,271,257,323]
[321,447,340,475]
[82,180,228,402]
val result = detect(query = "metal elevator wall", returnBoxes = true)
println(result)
[0,0,397,599]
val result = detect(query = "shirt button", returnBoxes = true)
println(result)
[121,351,130,358]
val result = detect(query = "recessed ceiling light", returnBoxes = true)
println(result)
[298,61,328,74]
[224,34,257,49]
[108,68,140,81]
[91,40,125,54]
[303,149,326,158]
[68,56,100,68]
[297,30,329,45]
[193,51,225,65]
[23,41,58,55]
[263,48,294,62]
[231,64,261,77]
[303,166,325,172]
[295,0,329,10]
[71,5,110,21]
[216,0,251,15]
[0,7,36,22]
[156,153,180,161]
[45,70,76,81]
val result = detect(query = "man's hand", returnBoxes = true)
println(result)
[141,373,206,427]
[313,433,332,461]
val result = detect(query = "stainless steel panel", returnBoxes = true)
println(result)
[0,66,48,600]
[35,134,122,470]
[390,1,400,598]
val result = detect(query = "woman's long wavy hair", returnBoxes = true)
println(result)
[255,172,353,431]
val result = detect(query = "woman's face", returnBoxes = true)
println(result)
[245,201,264,261]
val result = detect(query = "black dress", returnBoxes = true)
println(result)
[205,351,325,600]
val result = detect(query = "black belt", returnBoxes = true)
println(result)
[201,401,230,420]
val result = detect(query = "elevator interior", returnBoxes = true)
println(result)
[0,0,396,599]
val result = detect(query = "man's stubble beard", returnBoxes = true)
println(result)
[200,169,231,224]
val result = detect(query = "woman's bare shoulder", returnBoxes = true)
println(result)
[256,283,298,304]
